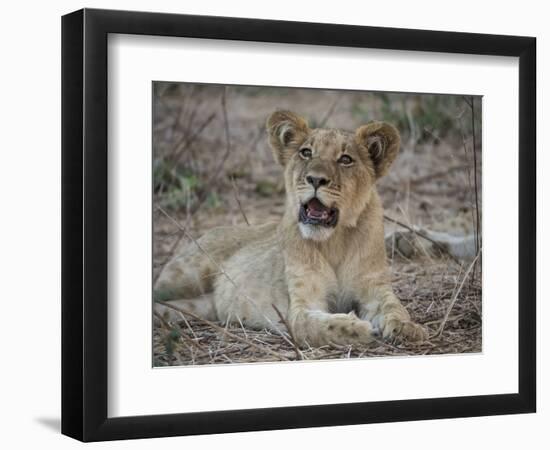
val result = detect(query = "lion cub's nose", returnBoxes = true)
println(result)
[306,176,330,189]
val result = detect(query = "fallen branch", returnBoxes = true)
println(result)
[383,215,462,266]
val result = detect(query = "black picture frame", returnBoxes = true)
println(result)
[61,8,536,442]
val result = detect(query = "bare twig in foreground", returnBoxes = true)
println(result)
[272,304,304,360]
[467,96,481,274]
[435,252,480,338]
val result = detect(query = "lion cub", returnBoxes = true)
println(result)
[155,111,427,347]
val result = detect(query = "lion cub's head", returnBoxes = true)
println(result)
[267,110,400,241]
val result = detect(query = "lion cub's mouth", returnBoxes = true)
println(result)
[299,197,339,227]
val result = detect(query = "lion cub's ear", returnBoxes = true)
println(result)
[355,121,400,179]
[266,111,310,166]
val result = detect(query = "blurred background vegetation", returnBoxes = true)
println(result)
[153,83,481,225]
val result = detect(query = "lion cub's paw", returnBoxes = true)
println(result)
[316,314,377,347]
[383,319,428,343]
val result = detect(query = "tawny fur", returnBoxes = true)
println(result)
[155,110,427,347]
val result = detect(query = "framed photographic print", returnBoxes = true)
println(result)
[61,8,536,442]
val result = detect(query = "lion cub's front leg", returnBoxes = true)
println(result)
[285,258,376,347]
[357,283,427,342]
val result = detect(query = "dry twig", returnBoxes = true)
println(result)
[169,112,216,172]
[157,301,290,361]
[230,176,250,226]
[272,304,304,360]
[319,96,341,127]
[435,252,480,337]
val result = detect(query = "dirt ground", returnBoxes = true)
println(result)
[152,83,482,366]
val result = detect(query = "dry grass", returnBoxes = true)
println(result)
[153,259,481,366]
[152,83,482,366]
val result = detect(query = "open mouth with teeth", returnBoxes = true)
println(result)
[299,197,339,227]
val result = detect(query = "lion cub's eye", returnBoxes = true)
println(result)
[299,148,313,159]
[338,154,354,166]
